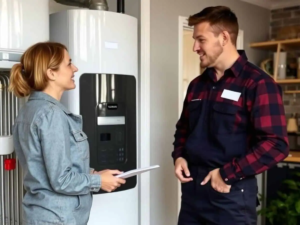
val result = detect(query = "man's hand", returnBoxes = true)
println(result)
[94,169,126,192]
[174,157,193,183]
[201,168,231,193]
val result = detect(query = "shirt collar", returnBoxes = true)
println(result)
[230,50,248,77]
[206,50,248,80]
[28,91,72,115]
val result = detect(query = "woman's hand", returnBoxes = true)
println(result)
[94,170,126,192]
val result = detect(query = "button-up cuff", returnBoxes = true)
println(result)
[89,174,101,192]
[219,165,243,185]
[89,168,95,174]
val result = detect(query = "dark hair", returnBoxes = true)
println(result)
[188,6,239,45]
[8,42,67,97]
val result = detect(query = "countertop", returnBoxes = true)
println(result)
[284,151,300,163]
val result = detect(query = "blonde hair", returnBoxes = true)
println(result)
[8,42,67,97]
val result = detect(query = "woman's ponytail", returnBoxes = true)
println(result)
[8,63,31,98]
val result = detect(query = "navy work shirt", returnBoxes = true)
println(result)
[172,50,289,185]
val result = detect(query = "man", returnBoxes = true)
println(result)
[172,6,289,225]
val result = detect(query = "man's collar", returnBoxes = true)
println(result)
[229,50,248,77]
[205,50,248,80]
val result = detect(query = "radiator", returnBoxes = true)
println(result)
[0,72,24,225]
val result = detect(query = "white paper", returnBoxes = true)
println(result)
[116,165,160,179]
[221,89,241,101]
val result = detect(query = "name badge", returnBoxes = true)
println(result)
[221,89,241,101]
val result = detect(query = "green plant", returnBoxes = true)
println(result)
[257,172,300,225]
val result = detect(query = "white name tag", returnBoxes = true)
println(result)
[221,89,241,101]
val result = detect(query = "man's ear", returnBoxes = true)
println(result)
[220,31,230,46]
[46,68,56,81]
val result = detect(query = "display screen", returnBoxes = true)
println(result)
[100,133,111,141]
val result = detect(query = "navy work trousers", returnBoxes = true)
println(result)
[178,166,257,225]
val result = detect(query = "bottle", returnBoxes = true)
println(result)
[287,113,298,133]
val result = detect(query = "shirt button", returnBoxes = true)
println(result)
[225,178,228,181]
[212,86,216,89]
[241,189,244,192]
[240,178,243,180]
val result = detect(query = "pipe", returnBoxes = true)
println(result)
[0,156,5,225]
[90,0,108,10]
[54,0,89,7]
[117,0,124,13]
[0,76,6,225]
[54,0,108,10]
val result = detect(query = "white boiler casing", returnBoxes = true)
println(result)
[0,0,49,53]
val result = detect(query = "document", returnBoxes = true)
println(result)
[116,165,160,179]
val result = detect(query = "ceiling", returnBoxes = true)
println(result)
[240,0,300,10]
[49,0,300,14]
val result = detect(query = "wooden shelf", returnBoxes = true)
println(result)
[250,38,300,51]
[284,90,300,94]
[284,151,300,163]
[250,38,300,83]
[276,79,300,84]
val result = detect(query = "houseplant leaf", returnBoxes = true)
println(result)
[284,180,298,190]
[295,200,300,214]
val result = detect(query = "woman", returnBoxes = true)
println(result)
[9,42,126,225]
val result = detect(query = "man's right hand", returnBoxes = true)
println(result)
[174,157,193,183]
[95,170,126,192]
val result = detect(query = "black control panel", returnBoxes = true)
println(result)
[79,74,137,194]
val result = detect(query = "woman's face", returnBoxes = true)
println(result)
[53,49,78,91]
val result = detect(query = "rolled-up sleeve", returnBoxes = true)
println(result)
[36,107,101,195]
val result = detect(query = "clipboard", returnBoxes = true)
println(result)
[115,165,160,179]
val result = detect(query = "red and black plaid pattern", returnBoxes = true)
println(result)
[172,50,289,184]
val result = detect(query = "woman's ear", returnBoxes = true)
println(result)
[46,69,56,81]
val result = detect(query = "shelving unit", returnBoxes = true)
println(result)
[284,90,300,94]
[250,38,300,84]
[284,151,300,163]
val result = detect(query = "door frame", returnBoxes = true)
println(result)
[177,16,193,213]
[140,1,151,225]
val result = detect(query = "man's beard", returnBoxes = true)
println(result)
[200,41,223,68]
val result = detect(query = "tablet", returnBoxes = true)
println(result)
[115,165,160,179]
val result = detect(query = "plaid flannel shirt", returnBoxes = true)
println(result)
[172,50,289,185]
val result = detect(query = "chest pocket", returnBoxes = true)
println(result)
[210,103,239,135]
[72,130,89,159]
[188,100,202,131]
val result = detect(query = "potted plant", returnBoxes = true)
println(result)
[258,172,300,225]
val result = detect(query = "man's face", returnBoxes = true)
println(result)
[193,22,223,68]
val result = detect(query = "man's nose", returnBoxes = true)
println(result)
[193,41,200,52]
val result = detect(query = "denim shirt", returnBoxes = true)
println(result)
[12,91,101,225]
